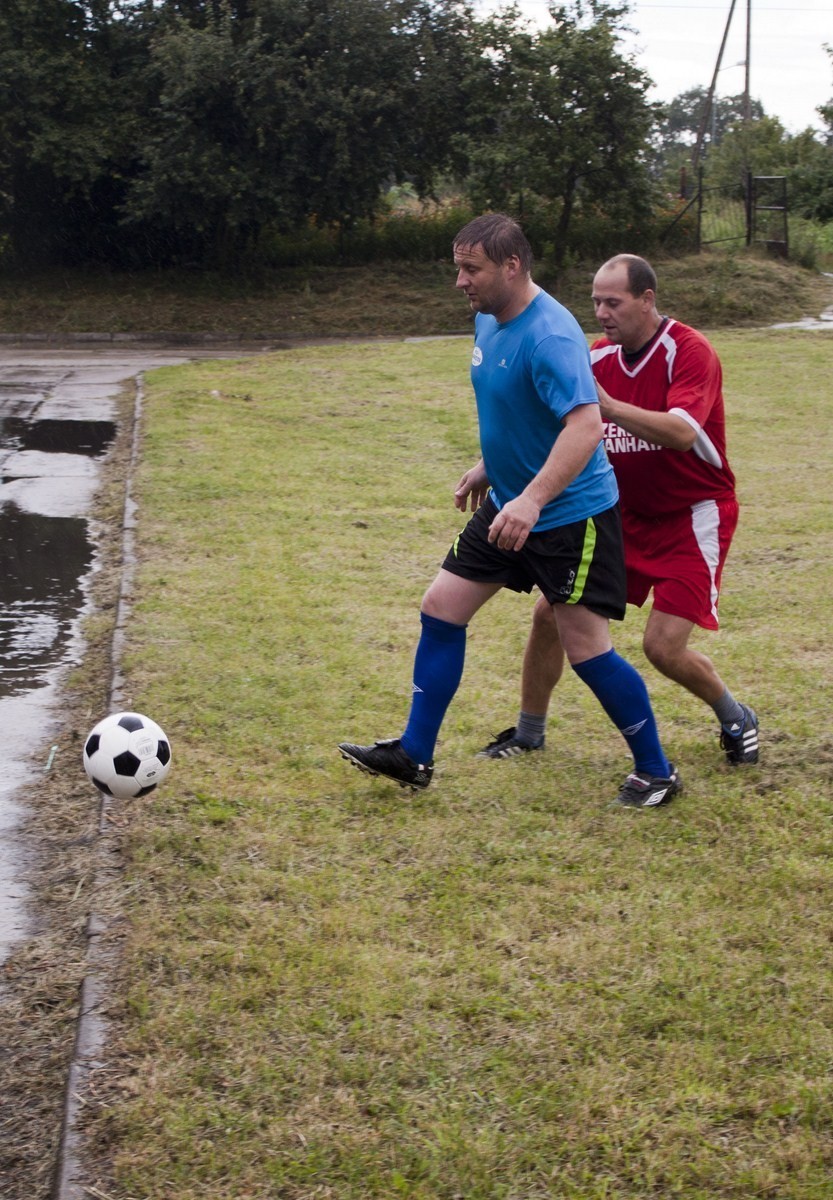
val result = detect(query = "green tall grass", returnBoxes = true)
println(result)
[89,329,833,1199]
[1,250,827,339]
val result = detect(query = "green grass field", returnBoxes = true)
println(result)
[86,328,833,1199]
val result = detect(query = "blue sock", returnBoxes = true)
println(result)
[400,613,467,764]
[571,648,670,777]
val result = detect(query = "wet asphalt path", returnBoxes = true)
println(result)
[0,340,274,962]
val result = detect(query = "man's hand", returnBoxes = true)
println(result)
[454,461,490,512]
[596,380,615,422]
[487,494,541,551]
[595,379,696,450]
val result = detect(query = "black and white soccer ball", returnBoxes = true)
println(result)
[83,711,172,799]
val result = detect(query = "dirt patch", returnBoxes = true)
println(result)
[0,405,133,1200]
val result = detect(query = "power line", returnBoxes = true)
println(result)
[481,2,830,10]
[632,4,828,9]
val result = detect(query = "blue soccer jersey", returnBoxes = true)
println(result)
[471,290,618,530]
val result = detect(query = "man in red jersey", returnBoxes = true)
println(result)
[478,253,759,768]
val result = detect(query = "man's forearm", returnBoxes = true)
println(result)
[599,391,695,450]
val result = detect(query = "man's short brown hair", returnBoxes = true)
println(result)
[453,213,533,275]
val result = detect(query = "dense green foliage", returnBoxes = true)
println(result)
[454,4,657,267]
[1,0,483,266]
[0,1,831,269]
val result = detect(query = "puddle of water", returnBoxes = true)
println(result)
[4,417,117,456]
[771,314,833,330]
[0,505,93,698]
[770,286,833,330]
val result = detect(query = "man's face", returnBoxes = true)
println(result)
[592,263,655,352]
[454,242,517,320]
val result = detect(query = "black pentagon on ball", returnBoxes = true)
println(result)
[85,732,101,757]
[117,714,145,733]
[137,783,158,797]
[157,740,171,766]
[92,776,113,795]
[113,750,142,776]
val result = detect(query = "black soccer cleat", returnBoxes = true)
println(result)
[613,764,682,809]
[720,704,759,765]
[476,726,544,759]
[337,738,434,791]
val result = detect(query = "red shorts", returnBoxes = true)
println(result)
[623,498,739,630]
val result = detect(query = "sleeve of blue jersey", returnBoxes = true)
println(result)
[530,332,599,420]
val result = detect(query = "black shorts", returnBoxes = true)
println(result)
[442,494,627,620]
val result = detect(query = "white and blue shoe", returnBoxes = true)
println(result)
[613,764,682,809]
[720,704,759,765]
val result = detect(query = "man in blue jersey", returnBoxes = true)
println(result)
[338,213,680,808]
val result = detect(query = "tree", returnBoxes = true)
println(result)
[650,86,765,193]
[0,0,142,264]
[784,128,833,222]
[818,45,833,143]
[705,114,789,195]
[122,0,481,265]
[657,87,764,150]
[793,44,833,219]
[0,0,482,268]
[460,1,657,266]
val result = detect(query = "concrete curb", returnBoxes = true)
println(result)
[52,372,146,1200]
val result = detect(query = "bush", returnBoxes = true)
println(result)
[788,217,833,271]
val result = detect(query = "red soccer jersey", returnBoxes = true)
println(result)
[591,319,736,518]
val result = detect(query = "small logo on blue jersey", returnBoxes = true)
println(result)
[472,347,483,366]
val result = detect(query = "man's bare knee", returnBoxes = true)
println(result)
[531,595,559,639]
[643,631,680,677]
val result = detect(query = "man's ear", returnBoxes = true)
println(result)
[504,254,522,279]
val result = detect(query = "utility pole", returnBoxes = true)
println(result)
[744,0,752,123]
[691,0,739,175]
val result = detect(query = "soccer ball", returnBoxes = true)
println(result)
[83,711,172,799]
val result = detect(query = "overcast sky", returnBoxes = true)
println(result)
[473,1,833,134]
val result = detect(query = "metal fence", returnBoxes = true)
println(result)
[661,171,788,255]
[749,175,788,256]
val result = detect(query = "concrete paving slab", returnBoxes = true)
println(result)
[1,474,101,517]
[3,449,101,478]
